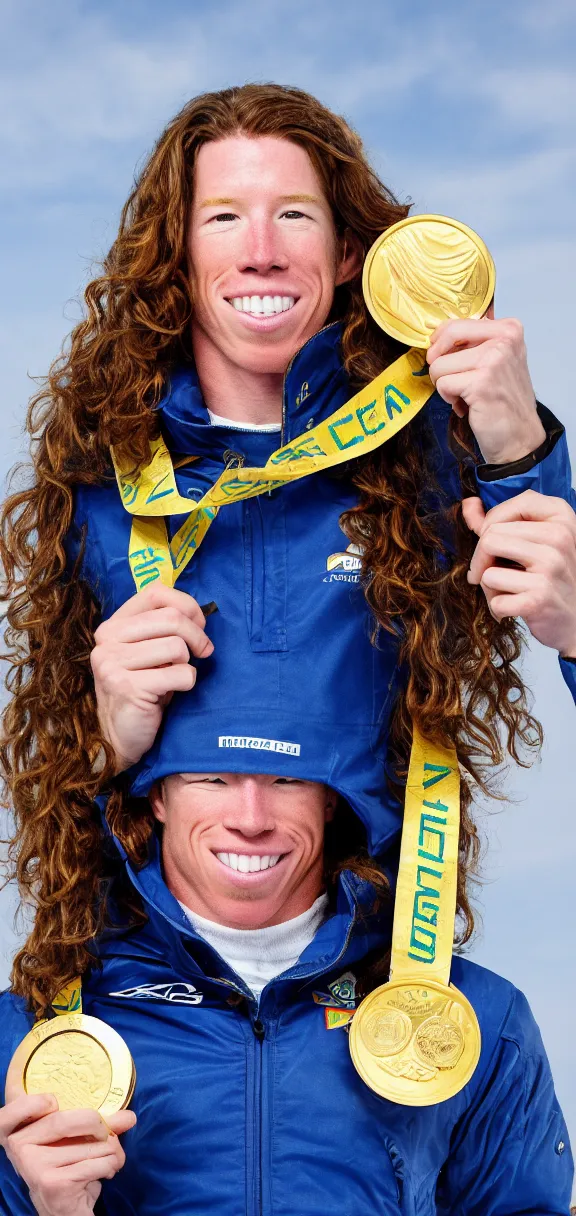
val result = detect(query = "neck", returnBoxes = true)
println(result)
[192,326,284,425]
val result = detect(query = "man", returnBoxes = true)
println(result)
[0,491,575,1214]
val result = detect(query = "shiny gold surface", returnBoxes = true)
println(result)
[363,214,495,349]
[349,977,481,1106]
[6,1014,135,1115]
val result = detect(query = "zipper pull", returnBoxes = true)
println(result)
[252,1018,265,1040]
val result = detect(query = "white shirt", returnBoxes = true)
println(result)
[179,893,330,998]
[207,409,281,433]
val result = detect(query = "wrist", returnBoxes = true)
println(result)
[479,419,546,466]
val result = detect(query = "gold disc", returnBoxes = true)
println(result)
[349,977,481,1106]
[363,214,495,349]
[6,1014,135,1116]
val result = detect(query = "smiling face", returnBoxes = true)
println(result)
[187,134,360,380]
[150,772,336,929]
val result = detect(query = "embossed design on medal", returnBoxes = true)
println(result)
[350,978,480,1105]
[363,214,496,349]
[6,1013,135,1116]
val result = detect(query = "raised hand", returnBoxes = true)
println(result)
[463,490,576,657]
[0,1093,136,1216]
[427,314,546,465]
[91,585,214,773]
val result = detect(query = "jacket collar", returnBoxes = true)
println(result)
[100,827,391,995]
[157,322,350,456]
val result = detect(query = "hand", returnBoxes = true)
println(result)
[0,1093,136,1216]
[463,490,576,657]
[427,314,546,465]
[91,585,214,773]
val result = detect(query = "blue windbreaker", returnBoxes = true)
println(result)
[66,322,576,853]
[0,828,572,1214]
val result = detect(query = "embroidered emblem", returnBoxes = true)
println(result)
[218,736,300,755]
[314,971,357,1027]
[323,543,363,584]
[109,982,204,1006]
[296,381,310,407]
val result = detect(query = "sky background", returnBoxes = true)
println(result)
[1,0,575,1164]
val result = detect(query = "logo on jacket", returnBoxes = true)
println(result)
[219,736,300,756]
[109,982,204,1006]
[313,970,357,1030]
[323,543,363,584]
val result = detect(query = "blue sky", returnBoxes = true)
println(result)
[1,0,575,1155]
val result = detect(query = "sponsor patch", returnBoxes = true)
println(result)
[109,982,204,1006]
[218,736,300,755]
[323,542,362,584]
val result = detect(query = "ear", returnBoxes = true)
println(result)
[149,781,167,825]
[335,230,363,288]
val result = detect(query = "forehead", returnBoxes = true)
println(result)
[193,134,327,205]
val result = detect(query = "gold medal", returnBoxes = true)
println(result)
[349,977,480,1106]
[349,732,482,1105]
[6,983,135,1115]
[363,214,495,348]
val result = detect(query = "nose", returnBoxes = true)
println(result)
[239,215,288,277]
[223,779,275,840]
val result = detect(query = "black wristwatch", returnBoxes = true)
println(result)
[476,403,564,482]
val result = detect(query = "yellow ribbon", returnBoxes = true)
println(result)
[391,731,460,985]
[52,978,82,1015]
[111,347,433,592]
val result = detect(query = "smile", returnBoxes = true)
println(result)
[227,295,296,317]
[215,852,283,873]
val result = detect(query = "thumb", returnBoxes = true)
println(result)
[461,496,486,536]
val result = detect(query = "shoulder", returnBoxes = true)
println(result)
[67,477,134,615]
[0,990,35,1088]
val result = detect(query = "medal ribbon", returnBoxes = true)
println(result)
[111,347,433,592]
[111,345,460,988]
[52,978,82,1015]
[391,731,460,985]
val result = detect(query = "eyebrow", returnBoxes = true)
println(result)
[199,193,322,208]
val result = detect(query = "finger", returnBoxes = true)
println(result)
[478,567,532,594]
[475,491,576,532]
[109,632,212,670]
[427,346,483,386]
[468,535,553,584]
[0,1094,58,1138]
[95,608,212,652]
[96,586,207,630]
[461,497,486,536]
[105,1110,137,1137]
[11,1108,110,1147]
[32,1135,126,1170]
[62,1150,123,1183]
[130,665,198,697]
[428,316,502,360]
[431,370,474,409]
[488,591,535,622]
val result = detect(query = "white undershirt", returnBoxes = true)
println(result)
[207,409,281,433]
[179,893,329,998]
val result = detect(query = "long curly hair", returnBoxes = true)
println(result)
[1,83,540,1014]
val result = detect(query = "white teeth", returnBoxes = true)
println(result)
[229,295,295,316]
[216,853,281,873]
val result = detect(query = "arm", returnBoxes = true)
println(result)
[427,316,575,511]
[436,989,572,1213]
[464,490,576,705]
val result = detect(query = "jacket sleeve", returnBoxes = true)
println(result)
[474,404,576,513]
[559,657,576,706]
[436,988,573,1214]
[0,1170,37,1216]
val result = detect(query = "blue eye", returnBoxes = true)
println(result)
[282,210,306,220]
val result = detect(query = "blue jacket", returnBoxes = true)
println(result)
[66,323,576,854]
[0,831,572,1214]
